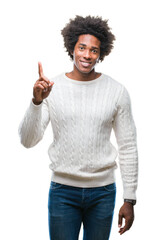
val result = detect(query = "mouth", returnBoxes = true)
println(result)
[80,61,92,68]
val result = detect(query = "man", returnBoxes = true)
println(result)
[19,15,138,240]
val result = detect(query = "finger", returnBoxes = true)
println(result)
[38,62,44,77]
[43,84,53,93]
[35,81,48,91]
[47,81,54,91]
[39,80,49,89]
[119,219,131,235]
[43,88,48,92]
[38,78,50,87]
[35,83,45,90]
[38,75,51,86]
[118,213,123,228]
[47,85,53,92]
[119,227,127,235]
[46,81,54,92]
[119,227,125,235]
[49,81,54,87]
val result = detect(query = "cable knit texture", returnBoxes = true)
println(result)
[19,73,138,199]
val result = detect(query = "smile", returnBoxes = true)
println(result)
[80,61,92,67]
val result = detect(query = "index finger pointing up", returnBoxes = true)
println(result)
[38,62,44,77]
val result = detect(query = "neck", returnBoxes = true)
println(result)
[66,65,101,81]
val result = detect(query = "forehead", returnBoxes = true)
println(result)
[76,34,101,48]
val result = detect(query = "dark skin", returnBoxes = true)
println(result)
[118,202,134,235]
[33,62,54,105]
[33,34,135,235]
[66,34,101,81]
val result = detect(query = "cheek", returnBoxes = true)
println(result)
[73,56,78,65]
[95,54,100,62]
[73,52,81,64]
[92,56,99,65]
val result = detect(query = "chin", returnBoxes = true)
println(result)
[79,67,94,74]
[80,70,91,74]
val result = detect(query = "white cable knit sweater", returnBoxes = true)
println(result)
[19,73,138,199]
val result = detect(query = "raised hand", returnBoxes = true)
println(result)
[33,62,54,105]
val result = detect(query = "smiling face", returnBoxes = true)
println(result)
[72,34,101,75]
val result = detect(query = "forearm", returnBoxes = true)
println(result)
[18,100,48,148]
[117,120,138,199]
[119,151,138,200]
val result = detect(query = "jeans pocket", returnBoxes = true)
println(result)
[50,181,63,190]
[104,183,116,192]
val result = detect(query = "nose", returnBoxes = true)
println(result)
[83,50,91,59]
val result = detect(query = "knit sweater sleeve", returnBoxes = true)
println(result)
[18,99,50,148]
[112,86,138,200]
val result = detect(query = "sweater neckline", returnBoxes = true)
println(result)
[63,72,103,85]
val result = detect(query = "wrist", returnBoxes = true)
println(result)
[124,199,136,206]
[32,98,43,105]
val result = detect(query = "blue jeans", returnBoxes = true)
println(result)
[48,181,116,240]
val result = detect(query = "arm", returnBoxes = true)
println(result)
[18,62,54,148]
[18,99,50,148]
[112,86,138,234]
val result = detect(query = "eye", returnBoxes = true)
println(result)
[79,46,84,50]
[92,49,97,53]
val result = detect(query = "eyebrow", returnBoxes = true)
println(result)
[79,43,99,49]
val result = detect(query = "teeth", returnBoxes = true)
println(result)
[81,62,91,67]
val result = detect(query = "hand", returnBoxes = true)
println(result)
[33,62,54,104]
[118,202,134,235]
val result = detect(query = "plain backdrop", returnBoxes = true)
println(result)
[0,0,157,239]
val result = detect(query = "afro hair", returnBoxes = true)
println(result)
[61,15,116,62]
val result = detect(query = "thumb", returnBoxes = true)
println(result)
[118,213,123,228]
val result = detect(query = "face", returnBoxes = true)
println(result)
[72,34,101,74]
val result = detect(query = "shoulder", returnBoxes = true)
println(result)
[101,73,126,98]
[101,73,132,106]
[101,73,124,90]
